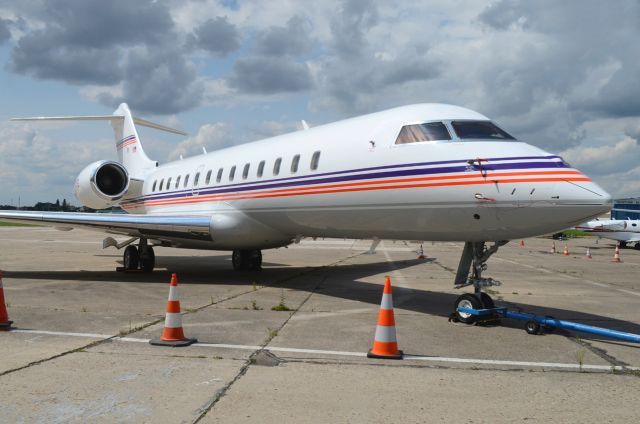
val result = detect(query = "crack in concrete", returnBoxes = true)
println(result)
[191,253,362,424]
[0,272,293,379]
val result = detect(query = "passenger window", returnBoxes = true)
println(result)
[152,180,157,192]
[184,174,190,188]
[229,166,236,181]
[159,179,164,191]
[216,168,223,183]
[257,161,265,178]
[175,176,181,189]
[395,122,451,144]
[311,151,321,170]
[242,163,250,179]
[273,158,282,175]
[166,177,172,190]
[194,172,200,186]
[291,154,300,173]
[205,170,212,185]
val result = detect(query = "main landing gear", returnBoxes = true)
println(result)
[451,241,508,325]
[122,238,155,272]
[231,249,262,271]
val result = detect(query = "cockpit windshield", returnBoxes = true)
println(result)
[394,122,451,144]
[451,121,515,140]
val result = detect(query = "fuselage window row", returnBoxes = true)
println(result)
[152,151,322,194]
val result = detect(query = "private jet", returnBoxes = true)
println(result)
[0,103,612,322]
[577,217,640,249]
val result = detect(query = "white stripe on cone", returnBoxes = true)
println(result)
[164,312,183,329]
[374,325,398,343]
[380,293,393,310]
[168,286,178,301]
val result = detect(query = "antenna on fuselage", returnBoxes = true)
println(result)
[301,120,310,130]
[202,146,207,154]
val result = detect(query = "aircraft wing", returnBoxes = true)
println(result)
[0,211,211,241]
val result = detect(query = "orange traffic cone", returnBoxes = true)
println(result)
[586,248,592,259]
[550,242,556,254]
[150,274,197,347]
[520,240,525,247]
[612,244,622,263]
[563,244,570,256]
[367,276,402,359]
[417,243,426,260]
[0,271,13,331]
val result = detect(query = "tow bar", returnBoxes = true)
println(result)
[457,306,640,343]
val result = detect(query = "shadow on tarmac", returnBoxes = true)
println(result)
[4,252,640,347]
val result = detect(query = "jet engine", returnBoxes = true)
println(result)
[74,160,130,209]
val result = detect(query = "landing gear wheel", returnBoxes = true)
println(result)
[525,320,541,335]
[140,246,155,273]
[454,293,482,325]
[249,250,262,271]
[479,292,495,309]
[232,250,246,271]
[634,243,640,251]
[232,249,262,271]
[123,245,139,270]
[619,241,627,249]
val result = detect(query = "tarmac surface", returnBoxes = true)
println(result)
[1,226,639,423]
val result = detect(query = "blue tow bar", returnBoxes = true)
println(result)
[457,307,640,343]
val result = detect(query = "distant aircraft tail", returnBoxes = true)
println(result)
[11,102,186,179]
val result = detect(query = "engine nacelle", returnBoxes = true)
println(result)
[74,160,130,209]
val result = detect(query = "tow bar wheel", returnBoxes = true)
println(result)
[525,320,541,335]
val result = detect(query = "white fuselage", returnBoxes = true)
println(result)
[117,104,611,249]
[577,219,640,244]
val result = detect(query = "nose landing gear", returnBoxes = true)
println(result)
[451,241,508,324]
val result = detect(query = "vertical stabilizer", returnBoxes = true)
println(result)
[112,103,157,178]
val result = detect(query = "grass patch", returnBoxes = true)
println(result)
[562,229,592,238]
[0,220,38,227]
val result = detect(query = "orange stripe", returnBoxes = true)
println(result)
[137,176,591,208]
[139,176,589,207]
[161,327,186,341]
[371,341,399,355]
[166,300,181,313]
[377,310,396,326]
[141,170,583,207]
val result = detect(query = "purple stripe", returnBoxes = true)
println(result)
[124,160,569,205]
[130,155,563,203]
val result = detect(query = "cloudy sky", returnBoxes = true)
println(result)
[1,0,639,205]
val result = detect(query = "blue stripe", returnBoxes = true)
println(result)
[124,156,568,205]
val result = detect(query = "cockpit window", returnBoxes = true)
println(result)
[395,122,451,144]
[451,121,515,140]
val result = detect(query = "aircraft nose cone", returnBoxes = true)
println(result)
[561,175,612,223]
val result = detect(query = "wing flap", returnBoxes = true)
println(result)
[0,211,211,240]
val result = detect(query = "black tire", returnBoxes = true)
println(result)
[525,320,541,335]
[634,243,640,251]
[140,246,155,273]
[249,249,262,271]
[123,245,139,270]
[232,250,244,271]
[454,293,482,325]
[619,241,627,249]
[479,292,495,309]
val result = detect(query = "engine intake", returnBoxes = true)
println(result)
[74,161,130,209]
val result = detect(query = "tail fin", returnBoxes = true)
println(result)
[11,102,186,179]
[112,103,156,178]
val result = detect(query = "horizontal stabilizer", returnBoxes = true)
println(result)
[11,115,187,136]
